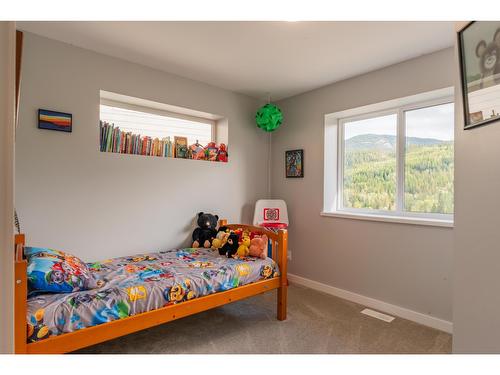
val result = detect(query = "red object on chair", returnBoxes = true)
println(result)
[260,222,288,229]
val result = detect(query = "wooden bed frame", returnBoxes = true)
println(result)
[13,220,288,354]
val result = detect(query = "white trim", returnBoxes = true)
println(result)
[320,211,453,228]
[100,90,223,121]
[396,107,405,212]
[325,87,454,124]
[323,118,338,212]
[288,273,453,334]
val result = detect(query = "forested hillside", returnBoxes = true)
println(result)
[343,134,453,214]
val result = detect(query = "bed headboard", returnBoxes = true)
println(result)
[218,219,288,280]
[15,234,25,261]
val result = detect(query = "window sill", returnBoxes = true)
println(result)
[320,211,454,228]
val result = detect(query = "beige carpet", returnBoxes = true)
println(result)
[75,283,451,354]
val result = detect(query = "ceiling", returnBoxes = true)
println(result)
[17,21,455,101]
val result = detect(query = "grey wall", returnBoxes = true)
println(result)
[453,23,500,353]
[16,33,268,261]
[272,48,455,322]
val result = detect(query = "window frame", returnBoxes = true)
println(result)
[333,95,454,224]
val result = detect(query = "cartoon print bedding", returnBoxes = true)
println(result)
[27,247,279,343]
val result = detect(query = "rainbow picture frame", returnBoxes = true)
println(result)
[38,109,72,132]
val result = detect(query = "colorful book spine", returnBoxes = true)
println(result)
[99,121,223,161]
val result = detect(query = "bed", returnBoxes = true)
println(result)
[14,220,288,354]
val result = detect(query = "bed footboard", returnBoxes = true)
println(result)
[218,220,288,320]
[277,229,288,320]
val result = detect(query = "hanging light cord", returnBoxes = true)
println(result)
[267,92,272,197]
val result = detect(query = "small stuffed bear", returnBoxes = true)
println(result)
[192,212,219,248]
[248,234,268,259]
[220,233,239,258]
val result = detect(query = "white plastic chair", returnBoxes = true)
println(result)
[253,199,289,229]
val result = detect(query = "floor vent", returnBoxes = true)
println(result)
[361,308,395,323]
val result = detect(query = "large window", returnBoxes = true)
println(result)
[325,90,454,225]
[100,103,214,146]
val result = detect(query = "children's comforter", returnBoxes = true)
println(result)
[27,247,279,343]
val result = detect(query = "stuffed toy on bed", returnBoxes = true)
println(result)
[211,229,229,251]
[192,212,219,248]
[236,235,251,258]
[220,233,239,258]
[248,234,268,259]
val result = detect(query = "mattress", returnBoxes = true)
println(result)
[26,247,279,342]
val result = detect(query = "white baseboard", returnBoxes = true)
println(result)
[287,273,453,334]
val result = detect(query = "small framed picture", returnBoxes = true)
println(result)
[458,21,500,129]
[38,109,72,132]
[285,149,304,178]
[174,136,188,158]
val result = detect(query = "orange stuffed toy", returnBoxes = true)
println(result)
[248,234,268,259]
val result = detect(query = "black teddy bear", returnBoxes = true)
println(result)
[220,232,239,258]
[192,212,219,248]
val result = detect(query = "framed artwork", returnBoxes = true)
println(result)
[174,136,188,158]
[458,21,500,129]
[285,149,303,178]
[38,109,72,132]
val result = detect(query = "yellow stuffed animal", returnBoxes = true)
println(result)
[211,231,228,251]
[236,236,251,258]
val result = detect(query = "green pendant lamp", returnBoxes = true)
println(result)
[255,103,283,132]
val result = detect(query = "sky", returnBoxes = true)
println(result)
[344,102,454,141]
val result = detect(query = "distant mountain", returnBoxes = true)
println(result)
[345,134,447,152]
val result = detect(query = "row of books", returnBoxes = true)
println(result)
[99,121,173,157]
